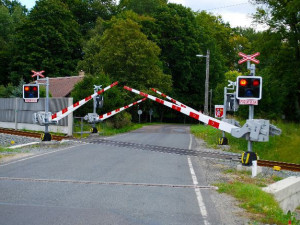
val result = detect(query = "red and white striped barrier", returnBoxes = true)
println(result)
[124,86,238,134]
[50,81,118,122]
[151,88,199,114]
[99,98,147,121]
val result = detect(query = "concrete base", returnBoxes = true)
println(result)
[236,164,262,175]
[263,176,300,213]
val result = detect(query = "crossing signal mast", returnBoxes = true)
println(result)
[124,52,281,177]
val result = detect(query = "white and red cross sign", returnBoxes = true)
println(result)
[238,52,260,64]
[31,70,45,78]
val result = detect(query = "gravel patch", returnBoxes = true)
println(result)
[0,133,40,147]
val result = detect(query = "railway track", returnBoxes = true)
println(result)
[257,160,300,172]
[1,128,299,172]
[85,138,300,172]
[0,128,67,141]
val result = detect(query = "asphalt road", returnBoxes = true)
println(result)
[0,125,222,225]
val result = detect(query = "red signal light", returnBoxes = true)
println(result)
[240,79,247,86]
[253,79,260,86]
[24,86,30,91]
[32,86,38,91]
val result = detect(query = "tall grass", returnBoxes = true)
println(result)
[191,121,300,164]
[218,182,299,225]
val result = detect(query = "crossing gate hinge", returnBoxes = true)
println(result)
[231,119,272,142]
[222,119,241,127]
[32,112,56,125]
[84,113,99,123]
[269,123,282,136]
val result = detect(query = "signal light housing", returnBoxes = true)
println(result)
[236,76,262,100]
[23,84,39,102]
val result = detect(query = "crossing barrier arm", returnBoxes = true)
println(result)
[151,88,199,114]
[50,81,118,122]
[124,86,238,134]
[99,98,147,121]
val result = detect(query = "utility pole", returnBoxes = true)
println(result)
[204,49,210,115]
[196,49,210,115]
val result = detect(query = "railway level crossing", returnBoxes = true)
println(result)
[23,52,281,175]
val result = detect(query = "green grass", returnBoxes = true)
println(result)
[72,121,145,138]
[0,146,20,159]
[217,181,299,225]
[190,121,300,164]
[99,123,144,136]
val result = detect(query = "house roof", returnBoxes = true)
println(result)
[37,75,84,97]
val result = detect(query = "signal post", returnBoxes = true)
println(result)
[23,70,52,141]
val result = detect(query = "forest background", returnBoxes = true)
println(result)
[0,0,299,123]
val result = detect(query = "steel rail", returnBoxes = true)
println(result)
[0,128,67,141]
[257,160,300,172]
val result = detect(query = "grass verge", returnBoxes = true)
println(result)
[0,146,20,159]
[190,121,300,164]
[73,121,145,138]
[216,170,299,225]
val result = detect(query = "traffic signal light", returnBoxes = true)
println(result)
[23,84,39,102]
[95,95,103,108]
[236,76,262,100]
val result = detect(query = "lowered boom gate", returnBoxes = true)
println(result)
[124,86,281,146]
[33,81,118,141]
[84,98,147,123]
[33,81,146,140]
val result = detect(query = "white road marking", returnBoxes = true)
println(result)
[0,144,88,167]
[8,142,40,149]
[188,134,210,225]
[0,177,218,189]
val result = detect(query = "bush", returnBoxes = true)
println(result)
[110,111,132,129]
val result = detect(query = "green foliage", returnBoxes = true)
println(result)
[119,0,167,15]
[71,73,124,117]
[0,83,14,97]
[214,70,241,104]
[217,182,298,225]
[79,13,172,92]
[0,2,26,85]
[107,111,132,129]
[62,0,117,36]
[10,0,82,84]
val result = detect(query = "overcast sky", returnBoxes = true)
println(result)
[18,0,266,30]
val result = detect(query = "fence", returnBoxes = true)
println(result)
[0,98,73,135]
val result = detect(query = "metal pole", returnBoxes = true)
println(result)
[204,49,210,115]
[209,89,212,117]
[45,77,49,133]
[222,87,227,138]
[248,62,255,152]
[92,88,96,130]
[14,98,18,130]
[248,105,254,152]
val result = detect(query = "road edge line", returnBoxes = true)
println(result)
[188,134,210,225]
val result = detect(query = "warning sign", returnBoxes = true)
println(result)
[215,105,224,118]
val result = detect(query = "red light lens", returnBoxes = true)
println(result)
[33,86,37,91]
[24,86,30,91]
[253,79,260,86]
[240,79,247,86]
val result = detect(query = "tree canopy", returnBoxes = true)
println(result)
[0,0,299,121]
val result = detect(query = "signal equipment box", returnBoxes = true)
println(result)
[236,76,262,100]
[23,84,39,102]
